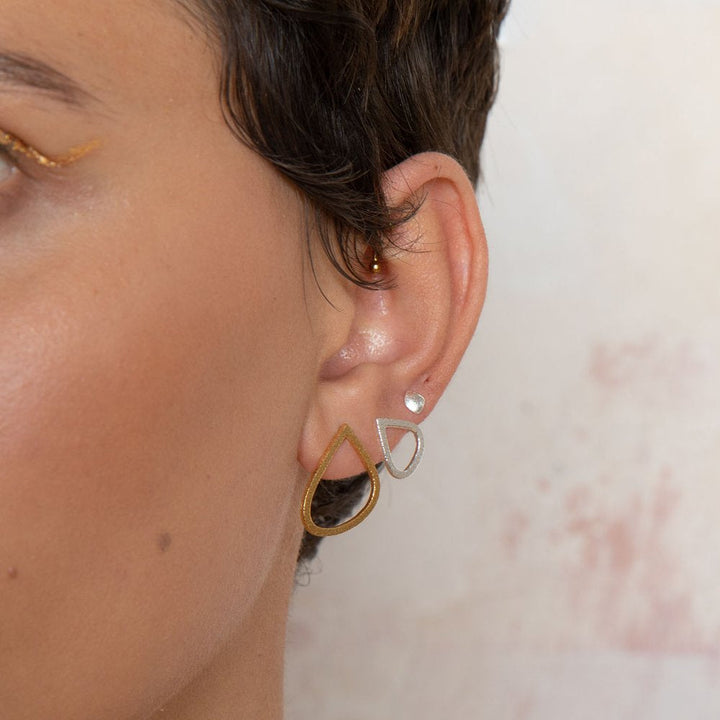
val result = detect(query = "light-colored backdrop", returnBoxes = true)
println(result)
[285,1,720,717]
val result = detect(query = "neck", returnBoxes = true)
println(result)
[149,524,301,720]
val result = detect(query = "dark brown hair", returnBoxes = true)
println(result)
[177,0,509,562]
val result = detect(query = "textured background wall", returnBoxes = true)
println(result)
[285,1,720,717]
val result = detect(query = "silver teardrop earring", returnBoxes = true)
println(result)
[375,411,425,480]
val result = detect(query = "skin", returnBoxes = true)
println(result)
[0,1,488,719]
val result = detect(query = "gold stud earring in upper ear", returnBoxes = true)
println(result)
[370,249,382,274]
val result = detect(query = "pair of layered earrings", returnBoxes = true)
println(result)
[301,392,426,537]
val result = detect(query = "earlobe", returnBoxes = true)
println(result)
[298,152,487,479]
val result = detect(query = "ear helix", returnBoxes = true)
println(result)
[300,392,426,537]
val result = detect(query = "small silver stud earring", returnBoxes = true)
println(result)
[404,391,425,415]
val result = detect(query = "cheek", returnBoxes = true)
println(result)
[0,177,311,717]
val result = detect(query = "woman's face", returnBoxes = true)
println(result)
[0,1,318,716]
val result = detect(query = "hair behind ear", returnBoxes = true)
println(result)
[179,0,508,287]
[296,468,378,564]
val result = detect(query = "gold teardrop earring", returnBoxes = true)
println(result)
[301,424,381,537]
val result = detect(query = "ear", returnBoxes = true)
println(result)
[298,152,488,478]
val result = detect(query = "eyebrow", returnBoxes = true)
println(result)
[0,51,96,107]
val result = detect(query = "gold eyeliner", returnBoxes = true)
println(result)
[0,129,99,168]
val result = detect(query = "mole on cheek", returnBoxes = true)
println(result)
[7,567,18,580]
[157,532,172,553]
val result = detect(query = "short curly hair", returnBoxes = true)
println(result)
[175,0,509,562]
